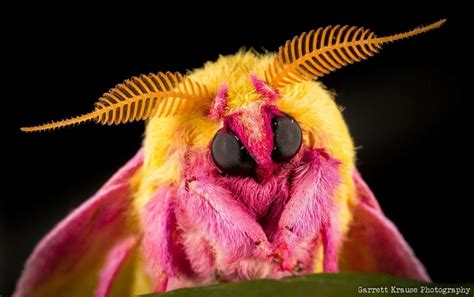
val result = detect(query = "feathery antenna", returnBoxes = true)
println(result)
[264,19,446,88]
[21,72,210,132]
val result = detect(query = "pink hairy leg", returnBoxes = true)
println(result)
[176,175,274,280]
[142,186,189,292]
[270,148,342,273]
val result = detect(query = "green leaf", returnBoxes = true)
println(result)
[141,273,473,297]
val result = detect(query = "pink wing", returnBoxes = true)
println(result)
[339,169,430,282]
[14,149,144,297]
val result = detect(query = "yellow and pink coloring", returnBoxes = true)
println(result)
[15,20,445,297]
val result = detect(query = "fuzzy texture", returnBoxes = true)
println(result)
[142,186,178,291]
[138,146,342,291]
[134,51,356,231]
[226,103,282,181]
[271,149,341,273]
[16,51,430,296]
[250,74,279,102]
[208,84,229,121]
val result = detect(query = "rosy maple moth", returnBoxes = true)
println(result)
[16,20,445,297]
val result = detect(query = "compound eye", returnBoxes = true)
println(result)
[211,130,256,176]
[272,115,302,162]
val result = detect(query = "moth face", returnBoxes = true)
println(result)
[211,102,302,180]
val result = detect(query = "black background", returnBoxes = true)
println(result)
[2,3,471,295]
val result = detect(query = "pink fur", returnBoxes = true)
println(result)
[208,84,228,120]
[222,168,290,218]
[177,176,272,266]
[322,217,339,272]
[341,170,430,281]
[277,149,340,240]
[142,186,179,291]
[250,74,280,102]
[16,93,430,296]
[96,235,139,297]
[14,150,144,297]
[270,149,341,273]
[226,104,282,181]
[178,230,215,280]
[140,100,344,292]
[144,146,342,291]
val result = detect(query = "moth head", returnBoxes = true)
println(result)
[21,20,446,177]
[206,19,446,179]
[209,76,302,180]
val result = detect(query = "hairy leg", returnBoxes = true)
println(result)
[271,148,342,273]
[141,186,185,292]
[176,175,273,280]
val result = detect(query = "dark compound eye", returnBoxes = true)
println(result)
[211,130,256,176]
[272,115,302,162]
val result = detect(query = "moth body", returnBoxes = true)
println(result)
[16,20,445,296]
